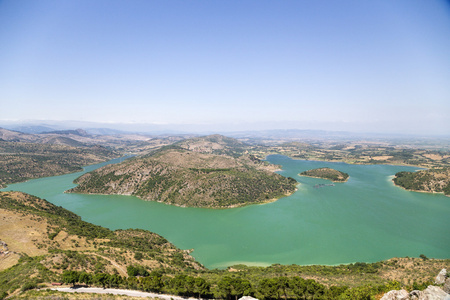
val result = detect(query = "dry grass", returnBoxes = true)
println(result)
[371,156,394,161]
[0,209,49,258]
[378,257,450,285]
[0,206,103,272]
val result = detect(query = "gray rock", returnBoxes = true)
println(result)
[419,285,449,300]
[239,297,259,300]
[443,278,450,294]
[436,269,447,285]
[381,289,410,300]
[410,290,422,300]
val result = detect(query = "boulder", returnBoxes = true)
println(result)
[410,290,422,300]
[381,289,410,300]
[418,285,449,300]
[436,269,447,285]
[239,297,259,300]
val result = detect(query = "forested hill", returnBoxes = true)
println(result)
[69,146,297,208]
[299,167,349,182]
[0,140,118,188]
[393,167,450,196]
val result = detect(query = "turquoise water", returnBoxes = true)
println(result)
[2,155,449,269]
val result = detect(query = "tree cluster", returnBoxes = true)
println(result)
[59,270,404,300]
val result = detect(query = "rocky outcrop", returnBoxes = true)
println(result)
[382,286,449,300]
[381,269,450,300]
[380,289,409,300]
[436,269,447,285]
[444,278,450,294]
[410,286,449,300]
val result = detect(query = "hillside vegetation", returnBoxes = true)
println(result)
[0,141,118,188]
[0,191,202,298]
[69,135,297,208]
[1,191,449,300]
[393,167,450,196]
[70,148,297,208]
[299,168,349,182]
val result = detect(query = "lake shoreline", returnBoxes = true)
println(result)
[3,154,449,269]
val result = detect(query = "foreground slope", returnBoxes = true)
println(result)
[0,191,202,297]
[70,136,297,208]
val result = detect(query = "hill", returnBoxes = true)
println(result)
[393,167,450,196]
[0,141,119,188]
[299,167,349,182]
[69,145,297,208]
[175,134,249,157]
[0,191,202,298]
[42,129,90,137]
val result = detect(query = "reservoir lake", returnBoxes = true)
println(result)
[2,155,450,269]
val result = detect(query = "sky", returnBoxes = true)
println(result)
[1,0,449,135]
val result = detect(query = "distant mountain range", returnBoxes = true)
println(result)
[2,120,449,139]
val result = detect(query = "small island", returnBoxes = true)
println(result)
[299,167,349,182]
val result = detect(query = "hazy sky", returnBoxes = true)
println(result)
[1,0,449,134]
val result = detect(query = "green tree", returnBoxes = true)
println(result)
[169,274,189,296]
[78,272,92,286]
[327,286,348,299]
[194,277,210,298]
[290,277,306,299]
[108,274,122,288]
[142,271,163,293]
[219,276,253,300]
[61,270,79,287]
[94,273,109,288]
[258,278,279,300]
[134,252,143,260]
[275,277,290,300]
[305,279,325,300]
[127,265,149,277]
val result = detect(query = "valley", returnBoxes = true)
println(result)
[1,128,449,299]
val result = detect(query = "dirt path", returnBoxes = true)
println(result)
[53,287,198,300]
[90,253,128,277]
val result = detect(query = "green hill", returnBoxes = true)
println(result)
[299,167,349,182]
[393,167,450,196]
[0,141,119,188]
[69,146,297,208]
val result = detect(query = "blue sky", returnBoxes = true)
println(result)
[1,0,449,134]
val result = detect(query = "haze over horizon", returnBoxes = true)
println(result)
[1,0,449,135]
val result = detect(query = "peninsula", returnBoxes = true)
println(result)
[69,135,297,208]
[393,167,450,196]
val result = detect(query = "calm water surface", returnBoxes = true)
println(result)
[3,155,449,268]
